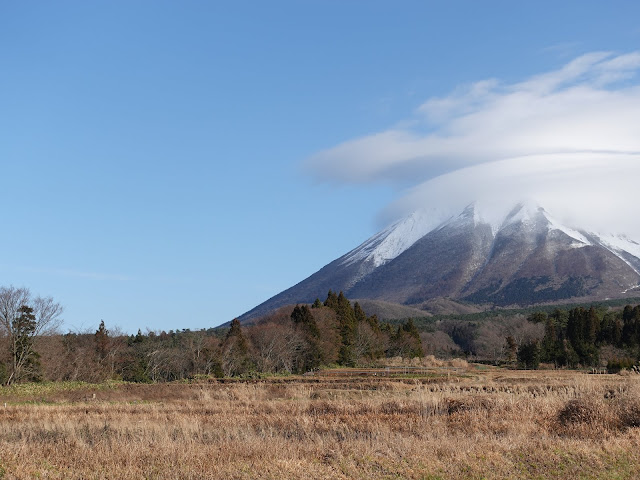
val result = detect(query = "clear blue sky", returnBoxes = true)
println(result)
[2,1,639,333]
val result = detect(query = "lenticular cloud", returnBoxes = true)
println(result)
[305,51,640,237]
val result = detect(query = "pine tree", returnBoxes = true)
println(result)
[9,306,42,383]
[324,290,339,309]
[388,319,424,358]
[504,336,517,364]
[567,307,585,353]
[95,320,109,361]
[336,292,357,366]
[517,340,540,369]
[541,318,557,364]
[353,302,367,324]
[222,319,253,376]
[528,312,548,324]
[225,319,248,353]
[585,306,600,345]
[290,305,321,372]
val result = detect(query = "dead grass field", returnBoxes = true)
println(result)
[1,366,640,479]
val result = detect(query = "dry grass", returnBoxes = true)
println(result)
[0,368,639,479]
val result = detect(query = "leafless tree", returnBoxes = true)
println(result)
[249,322,305,374]
[420,331,461,358]
[0,286,63,384]
[352,322,384,363]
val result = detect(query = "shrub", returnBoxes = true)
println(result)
[606,357,635,374]
[555,398,617,438]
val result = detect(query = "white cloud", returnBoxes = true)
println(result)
[306,52,640,237]
[378,152,640,238]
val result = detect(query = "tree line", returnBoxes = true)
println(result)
[511,304,640,370]
[0,287,424,384]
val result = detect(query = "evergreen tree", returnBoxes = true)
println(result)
[336,292,357,366]
[389,319,424,358]
[566,307,585,355]
[324,290,339,309]
[402,318,424,357]
[549,308,569,330]
[291,305,315,330]
[353,302,367,324]
[222,319,253,376]
[599,312,623,346]
[367,314,380,332]
[540,318,557,364]
[130,329,145,345]
[517,340,540,369]
[585,306,600,345]
[9,306,42,383]
[95,320,109,361]
[225,319,248,352]
[0,287,62,385]
[290,305,321,372]
[621,305,640,346]
[528,312,548,324]
[504,336,518,364]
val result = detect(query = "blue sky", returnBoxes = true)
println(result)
[2,1,640,333]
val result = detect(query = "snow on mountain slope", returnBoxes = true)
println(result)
[546,215,592,247]
[595,233,640,274]
[500,200,544,230]
[342,201,601,269]
[341,209,446,268]
[498,201,591,246]
[239,200,640,321]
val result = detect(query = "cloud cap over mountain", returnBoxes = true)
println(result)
[305,52,640,237]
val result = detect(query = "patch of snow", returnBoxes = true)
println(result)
[439,202,504,234]
[473,207,503,236]
[341,209,442,268]
[342,199,640,276]
[500,200,543,229]
[498,200,592,246]
[622,284,640,295]
[596,233,640,274]
[569,242,587,249]
[545,214,592,246]
[599,233,640,259]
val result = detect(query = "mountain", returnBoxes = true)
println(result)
[239,201,640,321]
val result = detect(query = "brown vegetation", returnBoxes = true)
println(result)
[0,367,639,479]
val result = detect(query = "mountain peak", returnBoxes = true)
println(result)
[501,200,548,230]
[340,208,443,269]
[239,201,640,321]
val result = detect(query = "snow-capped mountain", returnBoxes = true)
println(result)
[239,201,640,321]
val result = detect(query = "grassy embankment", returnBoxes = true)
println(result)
[0,364,640,479]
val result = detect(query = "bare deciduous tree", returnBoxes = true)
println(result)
[353,322,384,363]
[249,322,305,374]
[0,286,63,385]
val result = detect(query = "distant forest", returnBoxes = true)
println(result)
[1,284,640,384]
[520,305,640,371]
[415,302,640,371]
[0,288,422,384]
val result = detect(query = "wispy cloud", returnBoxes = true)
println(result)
[18,266,132,282]
[539,42,582,59]
[305,51,640,237]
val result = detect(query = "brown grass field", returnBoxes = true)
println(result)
[1,364,640,479]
